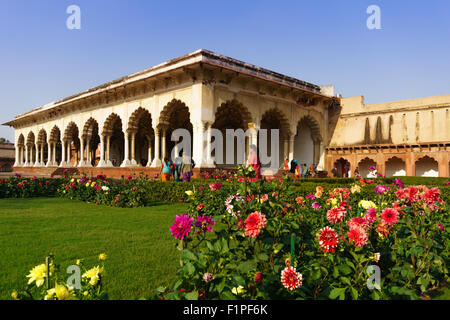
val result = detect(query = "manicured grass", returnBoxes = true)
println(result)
[0,197,188,300]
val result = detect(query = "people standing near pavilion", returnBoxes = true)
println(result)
[284,158,289,174]
[331,166,338,177]
[248,144,261,179]
[303,164,309,179]
[173,155,182,182]
[290,159,298,174]
[181,152,193,182]
[294,162,301,178]
[160,157,173,182]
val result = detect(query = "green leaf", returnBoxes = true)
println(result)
[185,291,199,300]
[332,266,339,278]
[310,269,321,281]
[350,287,358,300]
[257,253,269,261]
[338,264,352,275]
[221,291,237,300]
[184,262,195,275]
[340,276,351,286]
[329,287,346,300]
[237,260,257,273]
[181,249,197,261]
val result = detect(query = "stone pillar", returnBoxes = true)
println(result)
[105,136,112,166]
[34,144,39,166]
[46,143,52,167]
[192,122,205,167]
[288,136,295,162]
[85,141,92,167]
[283,140,289,160]
[161,129,167,161]
[39,144,44,166]
[59,141,66,167]
[205,123,213,167]
[78,137,85,167]
[24,145,29,166]
[438,152,449,177]
[130,132,137,166]
[13,145,19,167]
[317,141,325,171]
[121,132,131,167]
[146,136,152,167]
[405,151,415,177]
[151,129,161,167]
[97,135,106,167]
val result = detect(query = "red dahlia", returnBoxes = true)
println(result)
[281,266,302,291]
[318,227,339,253]
[381,208,399,226]
[347,227,368,247]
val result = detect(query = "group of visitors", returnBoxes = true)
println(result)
[160,152,195,182]
[285,158,317,179]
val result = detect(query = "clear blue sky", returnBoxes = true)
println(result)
[1,0,449,141]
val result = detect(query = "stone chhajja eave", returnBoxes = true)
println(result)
[339,103,450,118]
[3,49,337,128]
[326,141,450,153]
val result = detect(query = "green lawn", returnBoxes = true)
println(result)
[0,197,188,300]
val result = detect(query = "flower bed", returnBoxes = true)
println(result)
[158,166,449,300]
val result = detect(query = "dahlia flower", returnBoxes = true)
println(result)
[203,273,214,283]
[281,266,303,291]
[312,202,322,210]
[244,211,267,238]
[26,264,48,287]
[170,213,193,240]
[82,266,103,286]
[318,227,339,253]
[195,215,215,234]
[255,272,264,283]
[364,207,378,223]
[376,222,390,238]
[347,217,370,231]
[381,208,399,226]
[347,227,368,247]
[326,206,347,224]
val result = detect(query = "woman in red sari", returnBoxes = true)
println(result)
[248,144,261,179]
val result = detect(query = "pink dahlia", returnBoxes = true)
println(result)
[169,213,193,240]
[209,182,222,191]
[381,208,399,226]
[347,217,370,231]
[195,215,215,234]
[326,207,347,224]
[281,266,302,291]
[312,202,322,210]
[364,207,378,223]
[318,227,339,253]
[244,211,267,238]
[347,227,368,247]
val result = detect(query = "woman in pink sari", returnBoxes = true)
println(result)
[248,144,261,179]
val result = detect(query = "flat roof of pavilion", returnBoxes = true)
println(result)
[4,49,332,126]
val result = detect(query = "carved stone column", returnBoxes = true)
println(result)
[151,128,161,167]
[130,132,137,166]
[121,131,131,167]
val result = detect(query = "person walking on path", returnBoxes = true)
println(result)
[160,157,173,182]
